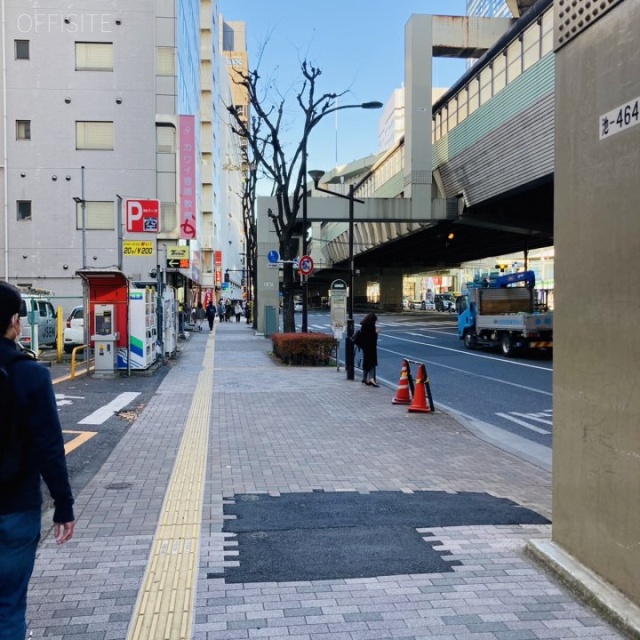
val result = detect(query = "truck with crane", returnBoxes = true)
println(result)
[456,270,552,357]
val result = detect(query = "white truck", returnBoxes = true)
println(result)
[456,271,553,357]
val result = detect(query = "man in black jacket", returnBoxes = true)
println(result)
[0,282,75,640]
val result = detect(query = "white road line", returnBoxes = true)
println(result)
[378,345,552,396]
[78,392,141,425]
[496,412,551,434]
[383,333,552,371]
[407,332,435,338]
[511,411,553,425]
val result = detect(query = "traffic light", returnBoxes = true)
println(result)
[224,270,230,283]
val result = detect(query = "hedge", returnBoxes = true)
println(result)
[271,332,337,365]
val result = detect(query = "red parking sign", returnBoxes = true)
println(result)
[126,199,160,233]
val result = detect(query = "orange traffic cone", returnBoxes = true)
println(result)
[408,364,431,413]
[392,360,412,405]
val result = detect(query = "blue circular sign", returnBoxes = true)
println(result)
[267,250,280,264]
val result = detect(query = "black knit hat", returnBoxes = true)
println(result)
[0,281,22,333]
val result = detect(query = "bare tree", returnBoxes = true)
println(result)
[227,61,347,333]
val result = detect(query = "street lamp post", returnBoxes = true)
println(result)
[301,101,382,333]
[309,170,367,381]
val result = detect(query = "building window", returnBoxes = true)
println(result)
[540,11,554,57]
[16,120,31,140]
[447,102,457,131]
[157,47,176,76]
[160,202,177,233]
[17,201,32,221]
[157,124,176,153]
[493,53,507,95]
[76,121,114,150]
[457,89,468,124]
[15,40,29,60]
[75,42,113,71]
[468,77,479,115]
[75,201,114,230]
[522,22,541,71]
[479,66,493,105]
[506,38,522,83]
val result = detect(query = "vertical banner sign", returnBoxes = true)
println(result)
[214,250,223,286]
[179,115,196,239]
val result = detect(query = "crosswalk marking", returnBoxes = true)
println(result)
[79,392,141,425]
[496,412,551,434]
[510,411,553,426]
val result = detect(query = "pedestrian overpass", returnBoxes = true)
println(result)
[314,0,554,274]
[256,0,555,322]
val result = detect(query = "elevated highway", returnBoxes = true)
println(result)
[314,0,554,277]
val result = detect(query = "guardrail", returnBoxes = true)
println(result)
[70,345,93,380]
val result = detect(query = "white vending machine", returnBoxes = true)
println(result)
[117,287,156,370]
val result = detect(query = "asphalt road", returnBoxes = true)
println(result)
[302,309,553,468]
[53,365,171,498]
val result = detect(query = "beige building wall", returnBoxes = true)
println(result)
[553,0,640,605]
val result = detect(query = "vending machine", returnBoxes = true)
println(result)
[117,287,156,370]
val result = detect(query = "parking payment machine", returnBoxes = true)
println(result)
[92,303,120,376]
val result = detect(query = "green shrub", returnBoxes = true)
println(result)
[271,333,337,365]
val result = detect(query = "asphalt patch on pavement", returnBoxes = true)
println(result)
[217,490,549,583]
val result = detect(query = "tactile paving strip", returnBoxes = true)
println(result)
[127,335,215,639]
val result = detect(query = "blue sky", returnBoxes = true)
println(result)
[219,0,468,179]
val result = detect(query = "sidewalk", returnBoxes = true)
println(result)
[27,320,625,639]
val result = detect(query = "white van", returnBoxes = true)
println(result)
[19,290,58,349]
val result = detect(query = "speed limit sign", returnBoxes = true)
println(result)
[299,255,314,276]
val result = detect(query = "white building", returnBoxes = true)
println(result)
[0,0,231,301]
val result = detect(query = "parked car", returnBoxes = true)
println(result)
[434,294,455,312]
[19,293,57,349]
[294,302,303,312]
[63,305,84,353]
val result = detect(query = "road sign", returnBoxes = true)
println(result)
[123,241,154,257]
[267,250,280,263]
[299,255,314,276]
[166,246,190,269]
[167,259,190,269]
[125,199,160,233]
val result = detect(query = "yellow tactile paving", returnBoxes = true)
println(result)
[128,332,216,640]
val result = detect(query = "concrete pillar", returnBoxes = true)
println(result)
[255,197,281,335]
[404,15,433,214]
[551,0,640,607]
[379,271,404,313]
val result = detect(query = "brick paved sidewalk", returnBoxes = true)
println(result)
[27,321,625,639]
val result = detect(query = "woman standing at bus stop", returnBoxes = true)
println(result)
[359,313,380,387]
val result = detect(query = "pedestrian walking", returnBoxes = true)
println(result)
[217,300,225,323]
[195,302,206,331]
[357,312,380,387]
[205,300,216,331]
[225,299,232,322]
[234,301,242,322]
[0,282,75,640]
